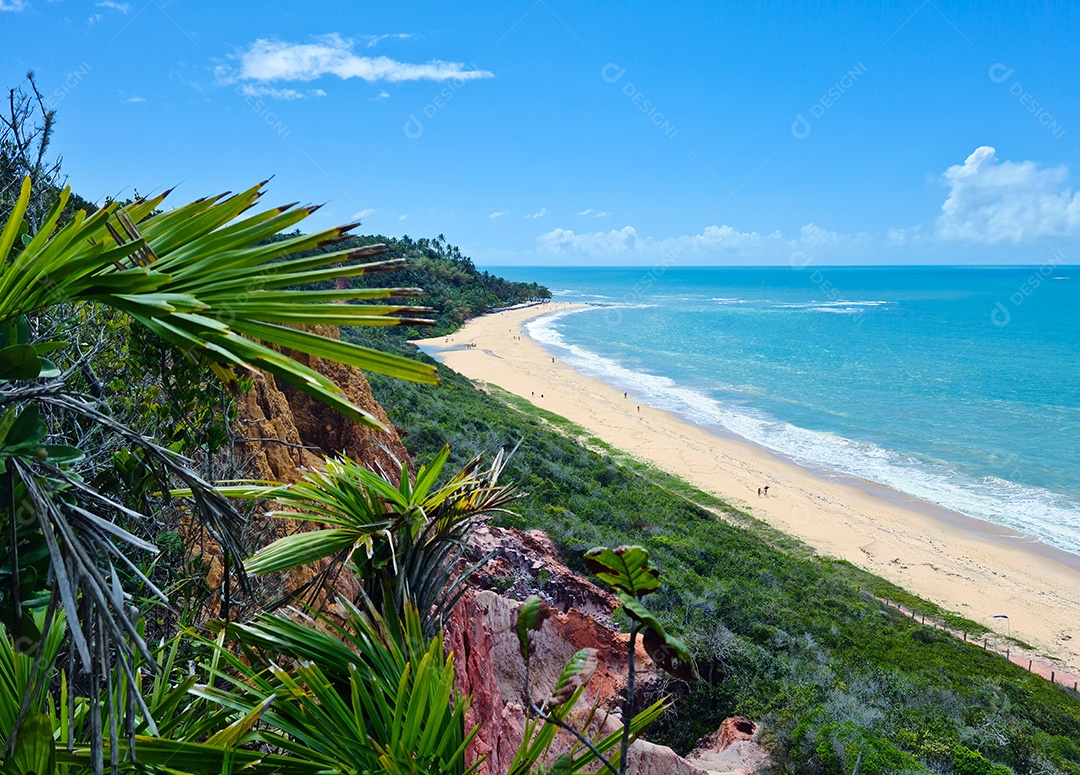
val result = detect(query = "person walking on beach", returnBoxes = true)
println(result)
[757,487,762,497]
[763,485,770,496]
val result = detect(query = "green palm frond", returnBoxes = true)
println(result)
[1,175,438,430]
[204,445,519,634]
[183,601,479,775]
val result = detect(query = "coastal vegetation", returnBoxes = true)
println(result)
[359,326,1080,774]
[2,77,1078,775]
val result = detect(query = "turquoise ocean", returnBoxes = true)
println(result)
[490,266,1080,557]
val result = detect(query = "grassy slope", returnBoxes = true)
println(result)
[355,333,1080,775]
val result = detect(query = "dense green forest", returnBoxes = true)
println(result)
[298,230,550,338]
[354,324,1080,775]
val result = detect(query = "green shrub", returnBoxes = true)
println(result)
[952,744,993,775]
[361,338,1080,769]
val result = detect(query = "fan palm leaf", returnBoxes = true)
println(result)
[1,176,438,430]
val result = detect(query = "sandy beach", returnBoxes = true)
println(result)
[415,302,1080,678]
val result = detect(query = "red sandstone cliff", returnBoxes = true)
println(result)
[225,332,771,773]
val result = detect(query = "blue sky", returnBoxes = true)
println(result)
[2,1,1079,265]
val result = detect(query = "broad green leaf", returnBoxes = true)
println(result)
[0,345,41,381]
[10,714,55,775]
[617,591,699,681]
[0,317,29,349]
[35,358,60,379]
[517,596,550,660]
[29,341,68,356]
[40,445,85,466]
[5,405,45,446]
[583,545,661,598]
[642,628,699,682]
[549,648,598,706]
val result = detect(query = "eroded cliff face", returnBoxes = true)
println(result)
[450,527,774,775]
[198,325,410,598]
[226,335,771,774]
[235,324,409,483]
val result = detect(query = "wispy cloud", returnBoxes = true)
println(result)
[236,84,308,100]
[489,211,507,219]
[371,90,390,101]
[361,33,417,48]
[125,95,146,103]
[96,1,130,13]
[577,208,593,216]
[398,214,409,221]
[0,1,28,11]
[594,211,609,218]
[538,224,787,257]
[352,208,377,220]
[219,34,493,90]
[525,207,547,219]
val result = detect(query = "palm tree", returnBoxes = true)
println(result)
[0,174,439,770]
[211,444,519,637]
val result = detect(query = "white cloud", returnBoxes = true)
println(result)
[398,214,409,221]
[352,208,376,220]
[577,208,610,218]
[577,208,593,216]
[125,95,146,103]
[594,211,610,218]
[236,84,307,100]
[525,207,547,219]
[540,226,641,255]
[538,224,789,258]
[935,146,1080,243]
[797,223,870,249]
[221,34,493,86]
[361,33,417,48]
[371,90,390,101]
[0,1,28,10]
[489,211,507,219]
[96,1,130,13]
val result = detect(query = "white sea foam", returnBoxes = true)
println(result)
[777,300,894,309]
[524,309,1080,556]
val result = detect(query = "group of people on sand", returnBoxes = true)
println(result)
[757,485,770,497]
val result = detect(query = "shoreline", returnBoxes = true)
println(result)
[413,302,1080,675]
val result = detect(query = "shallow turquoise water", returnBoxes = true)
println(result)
[491,266,1080,555]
